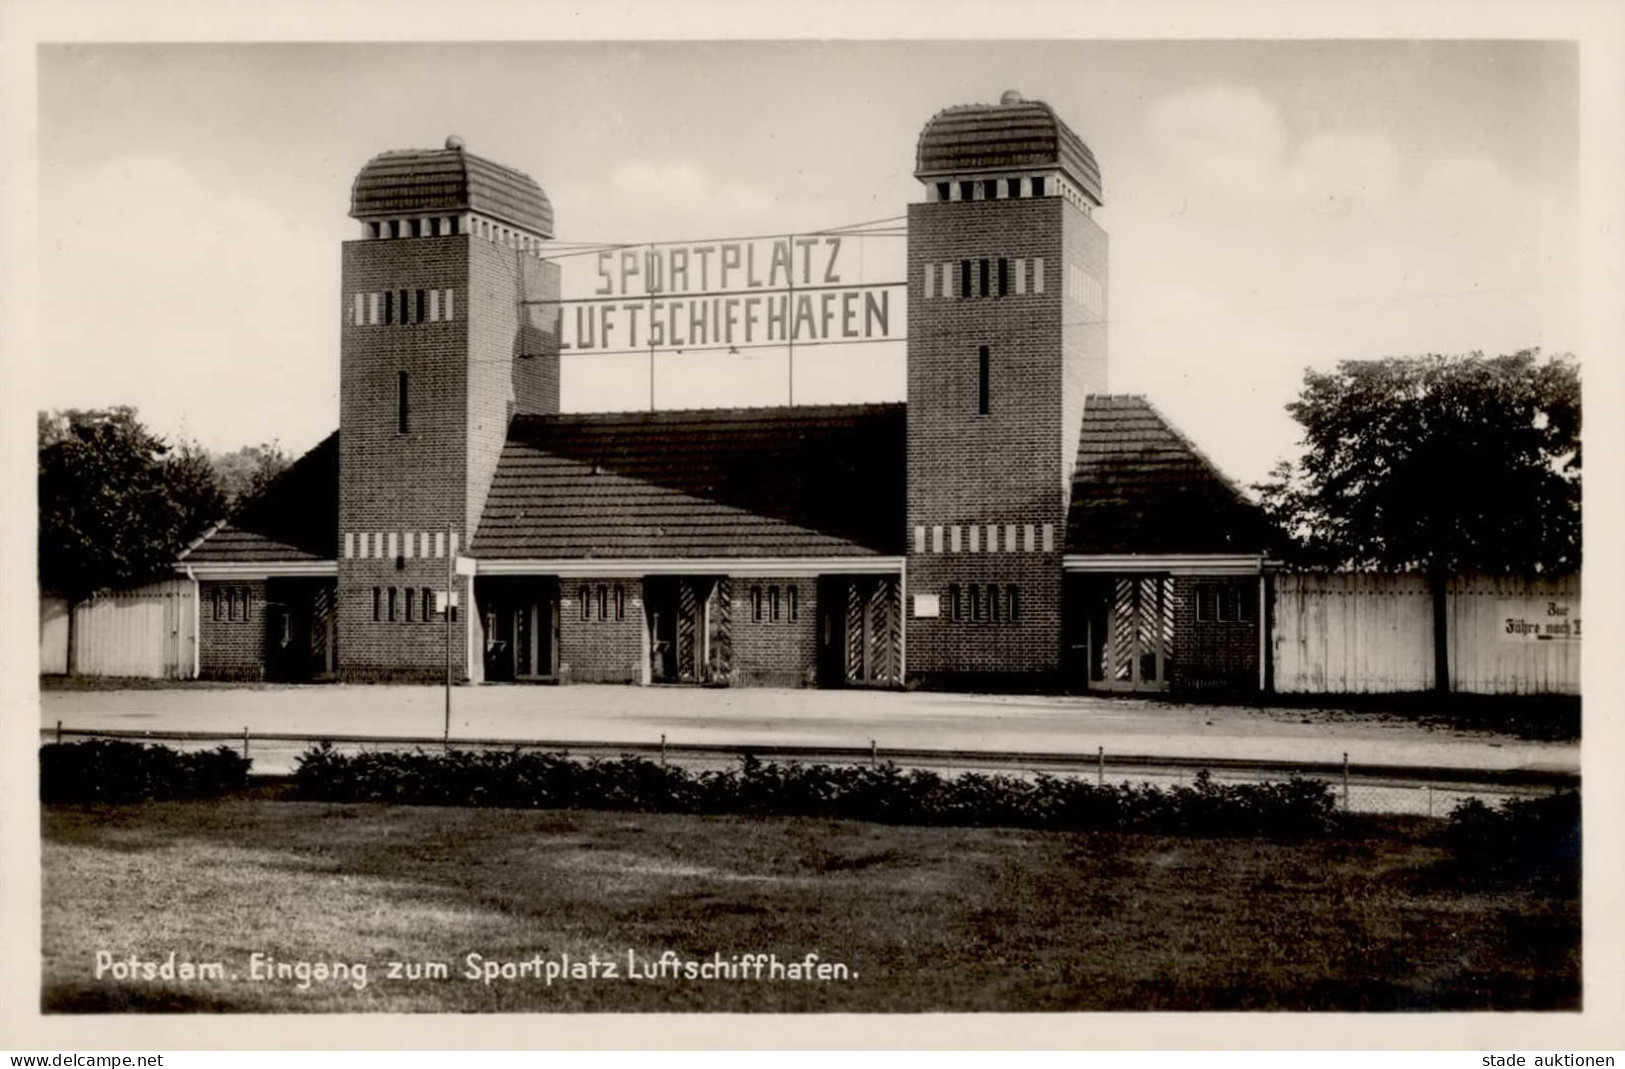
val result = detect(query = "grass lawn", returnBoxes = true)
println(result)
[41,794,1578,1013]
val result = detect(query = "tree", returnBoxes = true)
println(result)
[1256,350,1579,693]
[38,407,227,670]
[210,441,292,512]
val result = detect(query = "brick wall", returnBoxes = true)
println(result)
[198,580,267,680]
[336,231,560,681]
[730,576,817,686]
[557,578,647,684]
[1171,576,1261,692]
[904,194,1094,682]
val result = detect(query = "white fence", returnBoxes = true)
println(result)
[1272,572,1579,695]
[39,580,197,679]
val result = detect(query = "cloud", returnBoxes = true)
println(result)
[608,159,775,219]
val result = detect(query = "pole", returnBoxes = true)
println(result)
[1342,752,1350,811]
[445,525,453,745]
[1097,746,1104,787]
[786,233,795,405]
[56,720,62,745]
[243,726,250,761]
[648,242,657,412]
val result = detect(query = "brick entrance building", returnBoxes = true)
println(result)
[177,92,1271,693]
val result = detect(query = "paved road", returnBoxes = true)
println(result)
[40,683,1577,775]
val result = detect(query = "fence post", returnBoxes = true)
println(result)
[1342,752,1350,811]
[243,726,250,761]
[1427,785,1434,819]
[56,720,62,745]
[660,733,667,767]
[1097,746,1105,787]
[870,739,877,766]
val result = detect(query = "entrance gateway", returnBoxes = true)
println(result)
[178,92,1273,693]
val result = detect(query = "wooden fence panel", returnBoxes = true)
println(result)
[60,580,196,679]
[39,597,70,674]
[1272,572,1578,695]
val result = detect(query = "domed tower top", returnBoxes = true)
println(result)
[915,91,1102,208]
[349,138,554,240]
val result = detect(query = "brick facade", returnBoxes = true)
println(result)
[730,576,817,687]
[1170,576,1261,692]
[904,195,1106,683]
[557,578,648,684]
[336,229,558,682]
[197,580,268,680]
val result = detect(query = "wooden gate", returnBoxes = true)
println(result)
[835,576,901,686]
[1081,575,1174,692]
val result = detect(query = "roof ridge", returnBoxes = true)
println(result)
[513,401,905,422]
[1131,396,1256,505]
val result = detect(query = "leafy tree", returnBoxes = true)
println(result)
[38,407,227,669]
[1256,350,1579,692]
[210,441,292,512]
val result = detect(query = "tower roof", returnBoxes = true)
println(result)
[350,139,554,238]
[915,91,1102,205]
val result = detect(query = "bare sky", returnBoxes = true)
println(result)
[34,40,1578,487]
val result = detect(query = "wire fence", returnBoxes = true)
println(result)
[39,724,1573,819]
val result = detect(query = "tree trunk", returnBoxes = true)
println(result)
[65,596,78,676]
[1428,565,1450,695]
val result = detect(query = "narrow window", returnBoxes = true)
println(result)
[399,290,409,322]
[1031,176,1046,197]
[936,182,950,202]
[970,583,983,622]
[388,587,397,622]
[415,289,426,323]
[597,585,608,621]
[997,258,1009,297]
[770,586,781,622]
[372,587,381,622]
[225,588,236,622]
[959,260,972,300]
[212,588,222,621]
[983,179,998,201]
[1196,586,1216,623]
[1007,177,1022,199]
[789,585,799,621]
[614,585,625,621]
[383,290,393,325]
[988,583,1000,622]
[752,585,763,622]
[979,258,989,297]
[949,584,962,622]
[1238,583,1257,623]
[1219,587,1237,623]
[959,180,975,201]
[978,346,990,415]
[405,588,415,622]
[397,371,410,434]
[1007,585,1020,623]
[369,222,382,239]
[422,587,433,620]
[240,588,249,621]
[579,586,590,621]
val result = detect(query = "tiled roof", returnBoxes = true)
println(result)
[471,405,906,560]
[916,96,1102,205]
[1065,396,1269,555]
[350,145,554,238]
[180,432,339,563]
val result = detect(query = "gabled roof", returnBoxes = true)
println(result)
[180,432,339,563]
[1065,396,1269,555]
[471,404,906,560]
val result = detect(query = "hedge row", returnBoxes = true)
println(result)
[292,745,1342,837]
[40,740,252,803]
[1443,789,1580,890]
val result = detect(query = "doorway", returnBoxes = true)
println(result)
[818,575,901,687]
[643,576,727,684]
[1071,574,1174,692]
[480,579,558,682]
[264,578,336,682]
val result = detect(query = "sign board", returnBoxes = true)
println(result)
[539,233,905,356]
[912,593,940,619]
[454,555,477,577]
[1497,599,1580,642]
[434,591,461,614]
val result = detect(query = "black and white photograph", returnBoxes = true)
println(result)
[4,0,1623,1052]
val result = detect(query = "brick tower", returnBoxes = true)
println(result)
[905,91,1108,685]
[336,136,560,680]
